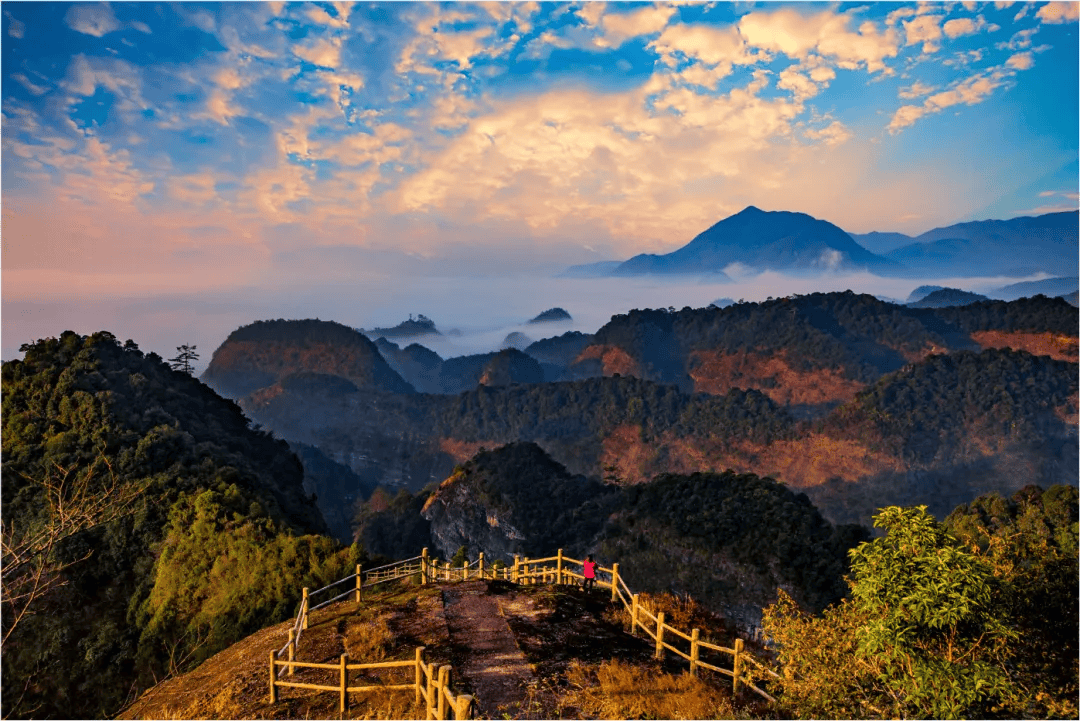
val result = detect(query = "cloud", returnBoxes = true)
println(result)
[5,9,25,38]
[898,80,936,98]
[888,63,1024,134]
[1037,2,1080,23]
[738,7,899,73]
[1006,51,1035,70]
[649,22,759,69]
[11,73,49,96]
[804,120,852,146]
[390,74,822,248]
[902,14,943,53]
[942,15,992,39]
[522,26,594,60]
[130,20,151,34]
[306,4,350,29]
[997,27,1039,50]
[483,1,540,34]
[61,55,148,118]
[293,37,343,69]
[778,67,822,100]
[199,88,243,125]
[582,3,678,48]
[65,4,120,37]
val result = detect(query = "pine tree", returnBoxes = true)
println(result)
[169,344,199,374]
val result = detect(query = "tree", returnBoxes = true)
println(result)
[1,456,144,646]
[763,505,1022,719]
[168,344,198,374]
[450,544,469,568]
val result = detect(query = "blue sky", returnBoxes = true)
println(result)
[2,2,1078,362]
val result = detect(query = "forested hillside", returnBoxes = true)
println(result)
[358,441,869,630]
[1,332,360,719]
[201,318,415,398]
[243,345,1076,535]
[564,292,1077,408]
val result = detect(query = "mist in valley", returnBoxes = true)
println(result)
[3,267,1068,375]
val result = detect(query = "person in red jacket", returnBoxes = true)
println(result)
[582,555,597,591]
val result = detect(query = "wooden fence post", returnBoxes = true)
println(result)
[426,658,436,720]
[340,653,349,713]
[356,563,363,602]
[557,548,563,585]
[422,547,429,584]
[415,647,425,707]
[732,638,744,696]
[268,650,277,703]
[610,563,619,604]
[690,628,699,677]
[512,554,520,583]
[478,552,484,579]
[437,665,450,720]
[302,587,309,629]
[655,611,666,660]
[630,594,639,635]
[523,557,530,585]
[454,694,473,720]
[288,628,296,676]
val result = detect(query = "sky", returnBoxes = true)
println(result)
[2,1,1078,368]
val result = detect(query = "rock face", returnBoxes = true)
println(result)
[202,318,414,398]
[420,443,615,564]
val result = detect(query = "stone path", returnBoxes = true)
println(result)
[441,580,539,719]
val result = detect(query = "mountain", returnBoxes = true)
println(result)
[201,318,415,398]
[906,284,945,302]
[290,440,381,544]
[421,442,616,562]
[846,230,914,255]
[563,292,1077,412]
[908,287,990,308]
[417,442,867,627]
[361,313,440,339]
[611,206,899,276]
[239,295,1076,534]
[1,331,352,719]
[988,275,1079,301]
[528,307,573,323]
[502,331,533,349]
[886,211,1079,277]
[557,260,624,278]
[478,348,545,387]
[374,338,445,393]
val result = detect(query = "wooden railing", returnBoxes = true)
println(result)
[269,547,779,715]
[474,549,780,703]
[269,645,472,718]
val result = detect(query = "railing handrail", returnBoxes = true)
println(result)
[272,547,779,706]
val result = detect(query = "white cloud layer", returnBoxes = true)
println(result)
[64,3,120,37]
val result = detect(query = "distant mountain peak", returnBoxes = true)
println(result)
[611,206,895,276]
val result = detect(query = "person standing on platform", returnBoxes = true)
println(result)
[583,555,597,591]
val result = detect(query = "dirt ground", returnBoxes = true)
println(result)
[117,578,733,720]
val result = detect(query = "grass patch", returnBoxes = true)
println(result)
[560,659,742,719]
